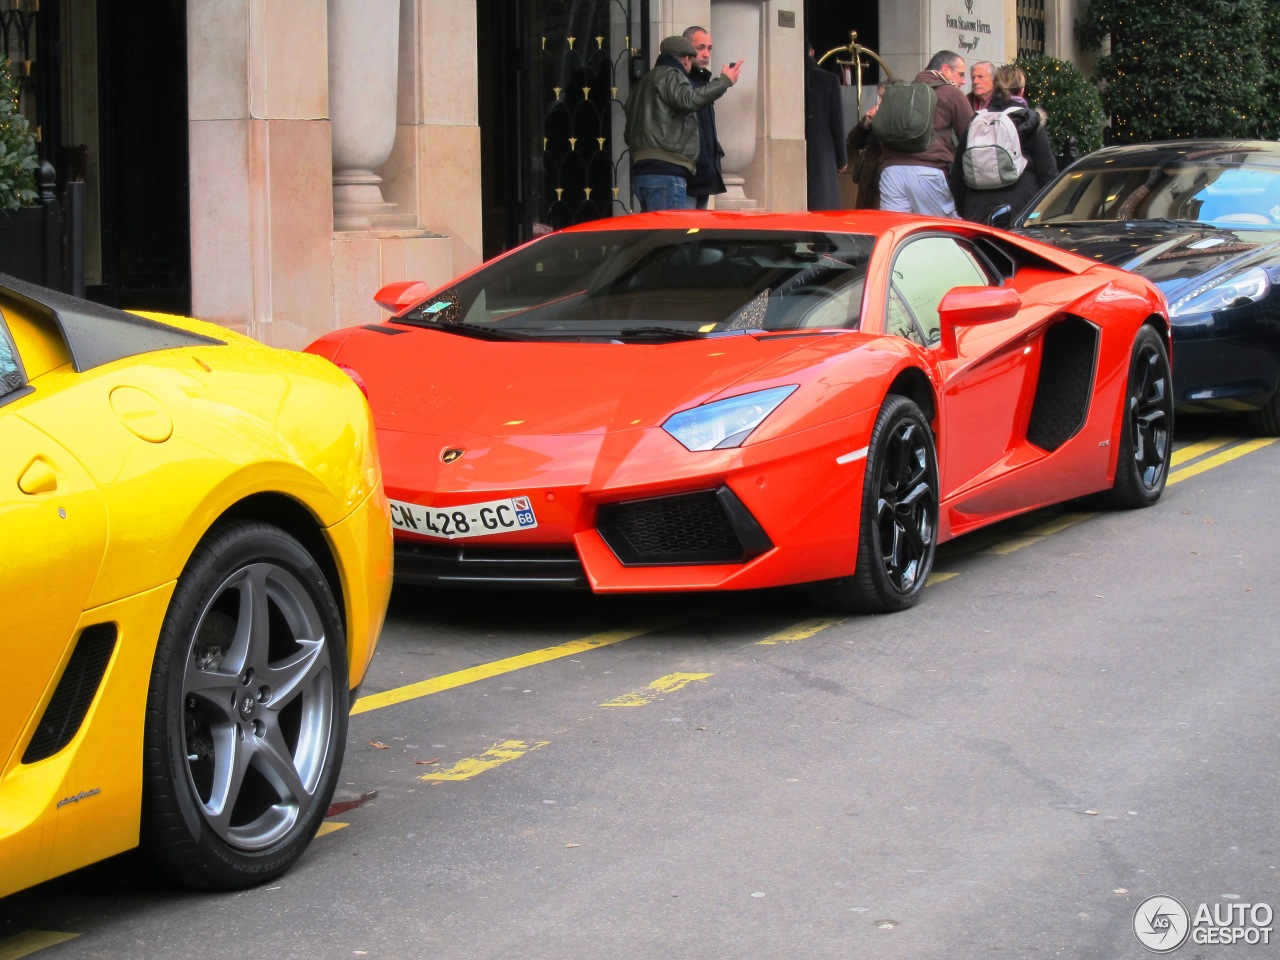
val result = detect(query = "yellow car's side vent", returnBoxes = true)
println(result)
[23,624,118,764]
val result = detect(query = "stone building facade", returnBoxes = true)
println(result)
[5,0,1091,346]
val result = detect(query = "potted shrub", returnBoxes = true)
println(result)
[0,55,61,288]
[1014,55,1105,169]
[0,57,37,213]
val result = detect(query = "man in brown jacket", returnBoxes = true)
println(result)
[877,50,974,218]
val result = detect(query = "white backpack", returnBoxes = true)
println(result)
[962,108,1027,190]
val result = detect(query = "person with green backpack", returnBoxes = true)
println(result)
[872,50,974,218]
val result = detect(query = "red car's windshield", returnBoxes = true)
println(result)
[396,229,876,342]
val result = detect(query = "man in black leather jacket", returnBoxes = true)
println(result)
[683,25,727,209]
[624,35,742,211]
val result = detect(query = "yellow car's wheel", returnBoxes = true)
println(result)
[140,520,349,889]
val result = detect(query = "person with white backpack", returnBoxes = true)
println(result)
[952,64,1058,225]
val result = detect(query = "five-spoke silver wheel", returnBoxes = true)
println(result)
[141,520,348,889]
[180,560,335,851]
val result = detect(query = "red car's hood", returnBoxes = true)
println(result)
[313,323,885,499]
[328,325,848,438]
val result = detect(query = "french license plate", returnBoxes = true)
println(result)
[389,496,538,539]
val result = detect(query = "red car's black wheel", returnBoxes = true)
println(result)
[812,395,938,613]
[140,520,348,889]
[1105,325,1172,508]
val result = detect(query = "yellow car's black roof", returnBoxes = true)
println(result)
[0,273,223,372]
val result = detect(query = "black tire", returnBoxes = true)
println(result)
[810,395,939,613]
[140,520,348,890]
[1244,390,1280,436]
[1104,325,1173,508]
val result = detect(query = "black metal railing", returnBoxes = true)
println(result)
[1016,0,1046,59]
[531,0,647,232]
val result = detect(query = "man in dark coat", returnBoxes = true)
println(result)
[804,41,847,211]
[683,25,727,209]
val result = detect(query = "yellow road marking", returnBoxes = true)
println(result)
[347,440,1274,720]
[316,821,348,837]
[352,623,670,715]
[420,740,549,781]
[0,933,80,960]
[981,535,1042,556]
[1023,511,1097,537]
[600,672,712,707]
[981,512,1095,556]
[1169,437,1278,484]
[756,617,845,645]
[1171,436,1235,466]
[974,439,1277,556]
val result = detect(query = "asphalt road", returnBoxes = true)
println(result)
[3,416,1278,960]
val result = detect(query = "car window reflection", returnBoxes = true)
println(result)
[1024,152,1280,228]
[403,230,877,340]
[889,237,991,347]
[0,319,25,399]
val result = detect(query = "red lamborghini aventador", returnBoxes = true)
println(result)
[306,210,1172,612]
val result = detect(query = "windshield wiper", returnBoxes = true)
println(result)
[1022,217,1218,230]
[1125,217,1217,229]
[603,326,708,341]
[390,318,529,341]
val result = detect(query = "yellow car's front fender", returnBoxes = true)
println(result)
[17,343,382,610]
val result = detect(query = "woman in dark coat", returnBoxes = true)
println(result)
[953,64,1057,225]
[846,80,894,210]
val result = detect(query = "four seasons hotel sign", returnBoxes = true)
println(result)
[933,0,1003,59]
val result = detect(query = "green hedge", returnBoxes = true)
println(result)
[1078,0,1272,142]
[0,59,37,213]
[1014,55,1105,159]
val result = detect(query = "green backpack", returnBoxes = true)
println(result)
[872,81,937,153]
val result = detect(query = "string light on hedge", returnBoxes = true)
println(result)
[0,56,37,212]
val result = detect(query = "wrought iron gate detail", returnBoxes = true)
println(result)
[1016,0,1046,59]
[530,0,645,234]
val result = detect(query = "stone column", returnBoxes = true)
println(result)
[329,0,401,230]
[710,0,764,209]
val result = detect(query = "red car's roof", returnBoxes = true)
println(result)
[549,209,1099,277]
[557,208,949,234]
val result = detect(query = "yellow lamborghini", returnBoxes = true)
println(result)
[0,274,392,896]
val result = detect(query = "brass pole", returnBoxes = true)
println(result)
[816,31,895,116]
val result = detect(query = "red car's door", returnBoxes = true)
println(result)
[886,234,1045,501]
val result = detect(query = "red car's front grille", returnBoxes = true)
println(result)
[596,486,773,566]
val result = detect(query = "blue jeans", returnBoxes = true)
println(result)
[633,174,688,212]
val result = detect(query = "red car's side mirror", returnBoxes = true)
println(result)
[374,281,431,314]
[937,286,1022,356]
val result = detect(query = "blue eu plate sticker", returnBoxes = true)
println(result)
[512,496,537,527]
